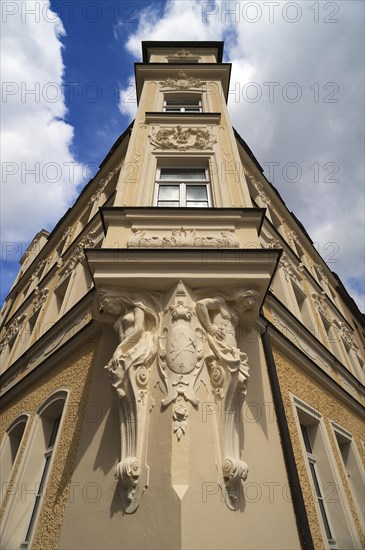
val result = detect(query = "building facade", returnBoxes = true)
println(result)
[1,41,364,550]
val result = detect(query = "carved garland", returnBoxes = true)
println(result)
[159,71,205,90]
[149,125,216,151]
[31,287,49,313]
[63,230,96,275]
[0,315,26,352]
[127,228,239,248]
[87,168,118,206]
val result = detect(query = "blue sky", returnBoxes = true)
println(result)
[1,0,364,311]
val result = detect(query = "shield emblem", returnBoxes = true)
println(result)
[165,321,197,374]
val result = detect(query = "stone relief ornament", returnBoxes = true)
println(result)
[87,168,118,206]
[99,287,160,513]
[158,282,205,412]
[127,228,239,248]
[247,175,272,207]
[31,287,49,313]
[312,292,330,321]
[149,125,216,151]
[30,260,46,282]
[159,71,204,90]
[173,398,189,441]
[196,288,259,510]
[262,236,281,249]
[0,314,26,352]
[63,230,97,275]
[313,263,329,287]
[279,251,302,286]
[338,321,357,351]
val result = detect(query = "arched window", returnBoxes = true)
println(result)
[0,415,29,504]
[1,391,68,549]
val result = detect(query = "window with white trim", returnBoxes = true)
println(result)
[1,393,67,549]
[23,411,62,545]
[0,415,28,504]
[332,424,365,525]
[163,97,202,113]
[299,421,335,544]
[294,400,360,549]
[291,281,315,331]
[155,167,210,207]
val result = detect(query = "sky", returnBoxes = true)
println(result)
[1,0,364,312]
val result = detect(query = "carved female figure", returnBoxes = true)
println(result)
[196,289,258,379]
[196,289,258,509]
[99,288,160,512]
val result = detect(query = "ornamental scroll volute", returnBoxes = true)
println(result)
[158,282,205,437]
[99,287,161,513]
[196,288,259,510]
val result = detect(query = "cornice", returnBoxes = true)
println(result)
[266,292,364,395]
[265,319,365,418]
[0,290,96,401]
[134,63,231,103]
[100,206,265,234]
[260,217,354,330]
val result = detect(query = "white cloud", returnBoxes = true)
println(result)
[1,0,85,247]
[118,0,364,311]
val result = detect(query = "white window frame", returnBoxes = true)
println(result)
[155,165,211,208]
[330,421,365,530]
[290,395,361,549]
[0,414,29,505]
[163,96,202,113]
[1,391,68,550]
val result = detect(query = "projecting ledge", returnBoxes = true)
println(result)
[85,247,281,297]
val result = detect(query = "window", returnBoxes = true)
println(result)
[24,412,62,545]
[294,399,361,549]
[163,97,202,113]
[292,282,315,330]
[322,316,344,363]
[300,422,334,543]
[156,167,210,207]
[332,424,365,523]
[1,393,67,549]
[0,415,28,504]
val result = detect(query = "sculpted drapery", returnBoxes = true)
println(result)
[99,285,259,511]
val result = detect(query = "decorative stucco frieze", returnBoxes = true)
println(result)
[165,49,201,62]
[279,251,303,287]
[247,175,272,207]
[87,168,118,206]
[31,287,49,313]
[312,292,330,322]
[61,226,73,241]
[127,228,239,248]
[0,314,26,351]
[338,322,358,351]
[262,236,281,249]
[149,125,216,151]
[313,263,329,287]
[63,231,97,275]
[159,71,204,90]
